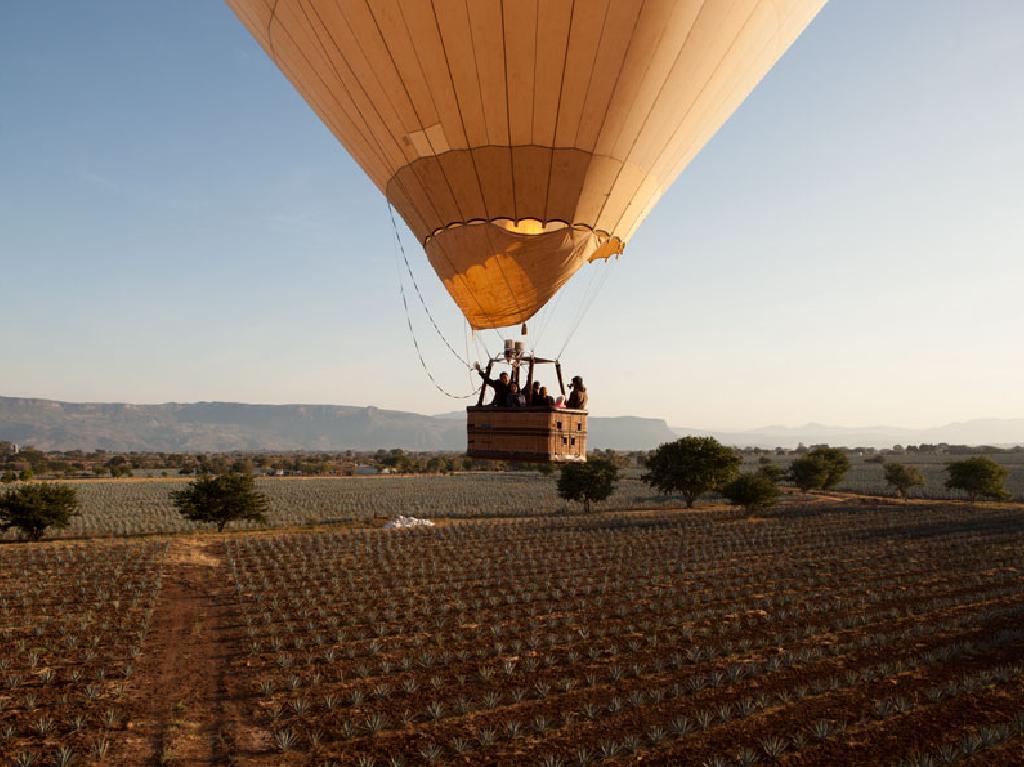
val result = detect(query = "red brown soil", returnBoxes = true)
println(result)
[76,499,1024,767]
[112,541,237,766]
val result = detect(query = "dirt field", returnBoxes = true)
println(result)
[2,498,1024,766]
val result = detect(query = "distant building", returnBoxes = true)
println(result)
[354,465,379,475]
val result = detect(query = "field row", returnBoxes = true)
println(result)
[214,504,1024,765]
[4,502,1023,765]
[0,541,167,765]
[6,455,1023,540]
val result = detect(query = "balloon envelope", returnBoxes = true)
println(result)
[227,0,825,329]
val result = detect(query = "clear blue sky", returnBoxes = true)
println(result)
[2,1,1022,429]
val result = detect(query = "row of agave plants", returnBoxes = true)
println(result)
[22,474,680,539]
[219,504,1024,765]
[0,541,167,766]
[23,466,1024,540]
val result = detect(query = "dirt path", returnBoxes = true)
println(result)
[115,540,234,766]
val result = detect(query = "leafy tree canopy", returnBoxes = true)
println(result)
[945,457,1009,503]
[0,483,80,541]
[721,472,781,515]
[170,472,269,532]
[883,463,925,500]
[788,447,850,492]
[642,437,740,508]
[557,457,618,513]
[756,462,785,483]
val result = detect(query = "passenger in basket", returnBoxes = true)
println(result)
[566,376,588,410]
[474,363,511,407]
[538,386,555,407]
[529,380,542,405]
[554,395,566,409]
[507,382,527,407]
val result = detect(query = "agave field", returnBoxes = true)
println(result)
[3,475,682,539]
[0,541,166,766]
[216,503,1024,766]
[6,454,1022,541]
[3,498,1024,766]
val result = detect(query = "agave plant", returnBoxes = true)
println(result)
[418,743,443,764]
[760,736,787,759]
[273,729,297,753]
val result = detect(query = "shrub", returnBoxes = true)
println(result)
[0,483,80,541]
[557,458,618,513]
[722,473,781,515]
[642,437,740,508]
[883,463,925,500]
[170,472,268,531]
[945,457,1009,502]
[756,463,785,482]
[788,447,850,491]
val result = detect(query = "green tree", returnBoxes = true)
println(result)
[557,457,618,513]
[18,468,34,482]
[721,472,781,515]
[756,462,785,483]
[812,447,850,489]
[0,483,80,541]
[230,457,256,475]
[945,457,1009,502]
[883,463,925,500]
[642,437,740,508]
[170,473,269,532]
[787,447,850,492]
[0,471,16,483]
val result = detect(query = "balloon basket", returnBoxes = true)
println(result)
[466,406,587,464]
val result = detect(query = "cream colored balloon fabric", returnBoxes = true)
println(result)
[227,0,825,329]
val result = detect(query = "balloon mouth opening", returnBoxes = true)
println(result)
[495,218,563,236]
[423,218,620,244]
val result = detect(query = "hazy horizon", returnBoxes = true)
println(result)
[2,392,1021,437]
[3,1,1022,429]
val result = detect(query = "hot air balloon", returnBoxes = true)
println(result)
[226,0,826,462]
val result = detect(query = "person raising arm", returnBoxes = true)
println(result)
[474,363,511,407]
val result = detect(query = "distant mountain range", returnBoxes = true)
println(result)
[0,397,675,452]
[671,420,1024,449]
[1,396,1018,452]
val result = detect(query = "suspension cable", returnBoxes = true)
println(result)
[556,257,618,361]
[530,275,568,355]
[387,202,473,369]
[389,207,481,400]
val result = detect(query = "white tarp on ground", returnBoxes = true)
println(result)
[383,516,436,529]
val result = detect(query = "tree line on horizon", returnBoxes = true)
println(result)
[558,437,1013,516]
[3,438,1022,483]
[0,436,1017,540]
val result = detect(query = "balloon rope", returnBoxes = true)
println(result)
[556,258,617,361]
[530,271,569,354]
[389,204,482,400]
[388,203,474,368]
